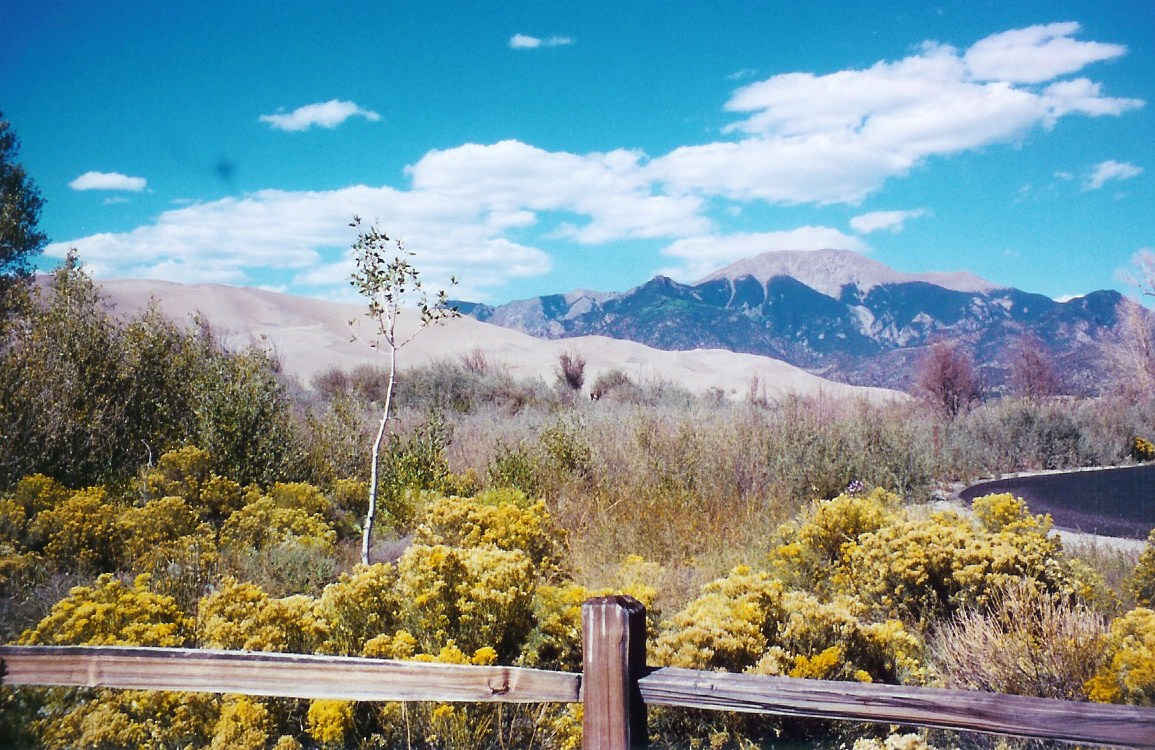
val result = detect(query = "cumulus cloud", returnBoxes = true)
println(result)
[509,34,573,49]
[1084,160,1143,190]
[658,228,869,281]
[850,209,930,234]
[652,23,1142,205]
[407,140,711,243]
[963,22,1127,83]
[259,99,381,132]
[45,181,553,300]
[69,171,147,191]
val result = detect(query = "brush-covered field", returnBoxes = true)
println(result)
[3,264,1155,749]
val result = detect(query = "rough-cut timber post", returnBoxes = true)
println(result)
[582,595,647,750]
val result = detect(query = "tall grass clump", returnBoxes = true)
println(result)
[930,579,1108,700]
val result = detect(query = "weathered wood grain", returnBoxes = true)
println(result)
[0,645,581,704]
[638,667,1155,750]
[582,596,648,749]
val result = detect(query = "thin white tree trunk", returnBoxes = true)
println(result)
[361,337,397,565]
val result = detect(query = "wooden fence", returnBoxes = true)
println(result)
[3,595,1154,749]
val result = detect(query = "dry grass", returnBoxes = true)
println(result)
[930,579,1107,700]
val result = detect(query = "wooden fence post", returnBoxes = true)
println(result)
[582,595,647,750]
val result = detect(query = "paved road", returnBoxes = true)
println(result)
[959,464,1155,539]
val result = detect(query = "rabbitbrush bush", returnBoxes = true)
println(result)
[1087,606,1155,705]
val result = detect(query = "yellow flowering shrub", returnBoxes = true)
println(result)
[19,573,191,647]
[1129,528,1155,607]
[268,481,333,518]
[748,590,924,684]
[834,505,1067,626]
[116,495,200,565]
[1087,607,1155,705]
[210,695,274,750]
[315,562,400,656]
[361,629,410,659]
[366,639,565,750]
[331,477,368,513]
[27,487,121,571]
[653,566,787,672]
[415,488,563,571]
[770,488,899,590]
[6,472,70,517]
[141,446,247,519]
[0,497,26,543]
[523,556,661,672]
[196,577,323,653]
[1132,436,1155,462]
[972,492,1052,536]
[0,542,43,607]
[395,542,536,660]
[521,582,595,667]
[31,688,217,750]
[220,494,336,552]
[197,474,250,519]
[307,699,354,747]
[14,573,210,748]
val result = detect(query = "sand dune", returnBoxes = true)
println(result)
[96,278,903,402]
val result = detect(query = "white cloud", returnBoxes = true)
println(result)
[652,24,1142,206]
[47,139,707,300]
[1084,160,1143,190]
[850,209,930,234]
[963,22,1127,84]
[45,181,554,299]
[509,34,573,49]
[658,228,869,281]
[259,99,381,132]
[69,171,147,191]
[407,140,711,243]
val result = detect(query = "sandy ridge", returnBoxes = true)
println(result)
[95,277,903,402]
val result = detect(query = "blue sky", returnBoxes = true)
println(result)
[2,0,1152,304]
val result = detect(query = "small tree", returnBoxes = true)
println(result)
[1009,332,1060,400]
[1113,251,1155,400]
[556,350,586,392]
[1,112,47,312]
[1110,299,1155,402]
[915,341,982,418]
[1125,248,1155,300]
[349,218,458,564]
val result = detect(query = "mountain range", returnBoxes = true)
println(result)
[457,249,1147,394]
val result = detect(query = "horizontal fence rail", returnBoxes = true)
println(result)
[0,645,580,704]
[4,596,1155,750]
[639,666,1155,750]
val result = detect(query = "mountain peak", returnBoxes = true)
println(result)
[697,249,999,298]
